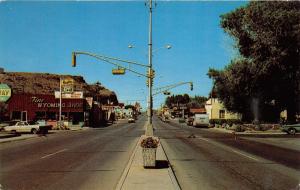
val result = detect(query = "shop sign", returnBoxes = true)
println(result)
[54,91,83,99]
[0,84,11,102]
[61,78,74,94]
[31,96,83,108]
[86,97,93,109]
[102,105,115,111]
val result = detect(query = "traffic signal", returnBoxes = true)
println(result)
[163,91,170,95]
[190,83,193,91]
[146,78,154,87]
[147,69,155,78]
[72,52,76,67]
[150,69,155,78]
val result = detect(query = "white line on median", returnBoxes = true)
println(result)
[41,149,68,159]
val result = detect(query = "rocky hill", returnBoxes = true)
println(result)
[0,71,118,104]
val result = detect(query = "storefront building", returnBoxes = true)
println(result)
[7,94,86,125]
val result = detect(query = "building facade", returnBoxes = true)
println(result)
[205,98,241,120]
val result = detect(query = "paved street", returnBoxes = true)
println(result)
[154,116,300,190]
[0,118,145,190]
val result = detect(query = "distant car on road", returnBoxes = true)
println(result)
[162,115,169,122]
[128,118,135,123]
[4,121,49,134]
[282,123,300,135]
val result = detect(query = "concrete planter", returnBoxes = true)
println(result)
[142,148,156,167]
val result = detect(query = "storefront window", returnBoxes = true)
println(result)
[11,111,21,120]
[47,112,56,120]
[35,112,46,120]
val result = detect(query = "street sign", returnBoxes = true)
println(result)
[0,84,11,102]
[112,69,125,75]
[61,78,74,94]
[55,91,83,99]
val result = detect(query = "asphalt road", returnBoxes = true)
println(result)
[154,116,300,190]
[0,117,145,190]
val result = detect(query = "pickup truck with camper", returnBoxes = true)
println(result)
[4,121,50,134]
[193,114,209,127]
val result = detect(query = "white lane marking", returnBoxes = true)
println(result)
[41,149,67,159]
[230,149,259,161]
[198,137,259,161]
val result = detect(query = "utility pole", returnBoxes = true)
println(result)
[146,0,154,136]
[59,77,62,129]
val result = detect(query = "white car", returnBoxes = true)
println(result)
[4,121,40,134]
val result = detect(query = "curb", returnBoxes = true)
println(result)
[160,141,182,190]
[0,134,20,139]
[115,136,141,190]
[0,135,37,144]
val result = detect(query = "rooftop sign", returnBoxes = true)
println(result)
[0,84,11,102]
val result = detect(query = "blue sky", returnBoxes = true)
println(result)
[0,1,247,109]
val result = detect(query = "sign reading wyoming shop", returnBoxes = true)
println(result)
[61,77,74,94]
[0,84,11,102]
[31,96,83,108]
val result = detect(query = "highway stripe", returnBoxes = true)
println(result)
[230,149,259,161]
[198,137,259,161]
[41,149,68,159]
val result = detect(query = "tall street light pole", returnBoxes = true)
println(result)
[146,0,154,136]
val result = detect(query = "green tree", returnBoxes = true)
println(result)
[188,96,208,108]
[165,94,190,108]
[125,105,135,110]
[209,1,300,122]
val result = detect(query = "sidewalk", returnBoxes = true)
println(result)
[210,127,287,135]
[0,127,90,144]
[116,137,181,190]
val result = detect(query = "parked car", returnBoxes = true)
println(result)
[282,123,300,135]
[178,118,185,123]
[186,117,194,126]
[193,114,209,127]
[4,121,49,134]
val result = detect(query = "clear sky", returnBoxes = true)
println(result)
[0,1,247,109]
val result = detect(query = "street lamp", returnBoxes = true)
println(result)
[128,44,172,54]
[152,45,172,54]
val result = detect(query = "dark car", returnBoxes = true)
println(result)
[282,123,300,135]
[186,117,194,126]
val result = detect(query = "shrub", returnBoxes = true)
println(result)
[141,136,159,148]
[209,119,242,125]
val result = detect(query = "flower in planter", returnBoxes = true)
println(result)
[140,136,159,148]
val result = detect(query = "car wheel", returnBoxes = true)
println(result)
[31,128,38,134]
[288,128,296,135]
